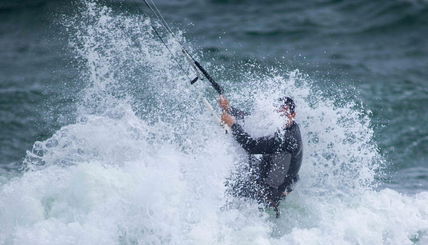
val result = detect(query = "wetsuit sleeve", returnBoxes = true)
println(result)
[231,123,281,154]
[229,107,249,120]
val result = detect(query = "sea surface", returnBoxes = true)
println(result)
[0,0,427,244]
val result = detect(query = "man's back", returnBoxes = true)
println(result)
[228,121,303,205]
[262,123,302,194]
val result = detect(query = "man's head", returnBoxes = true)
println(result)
[277,97,296,126]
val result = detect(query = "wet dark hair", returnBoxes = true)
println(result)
[278,97,296,114]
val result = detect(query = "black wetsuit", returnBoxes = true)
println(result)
[226,107,303,207]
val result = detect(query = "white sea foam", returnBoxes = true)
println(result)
[1,1,427,244]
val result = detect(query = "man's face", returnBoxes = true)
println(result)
[277,105,291,116]
[277,105,296,121]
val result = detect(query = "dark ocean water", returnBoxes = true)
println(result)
[0,0,427,190]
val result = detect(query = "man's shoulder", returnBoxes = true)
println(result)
[280,123,303,153]
[290,122,302,136]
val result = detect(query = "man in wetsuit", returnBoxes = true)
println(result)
[219,96,303,214]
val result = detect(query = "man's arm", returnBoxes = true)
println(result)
[229,107,249,120]
[219,95,249,120]
[230,123,281,154]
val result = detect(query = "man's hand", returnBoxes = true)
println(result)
[219,95,230,111]
[221,112,236,127]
